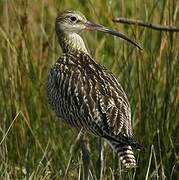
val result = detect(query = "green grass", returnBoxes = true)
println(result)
[0,0,178,179]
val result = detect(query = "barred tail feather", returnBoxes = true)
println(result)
[117,145,136,168]
[107,140,137,169]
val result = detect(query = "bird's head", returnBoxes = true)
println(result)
[56,10,142,50]
[55,10,87,34]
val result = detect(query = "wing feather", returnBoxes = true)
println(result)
[80,53,133,137]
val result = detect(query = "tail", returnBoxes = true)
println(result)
[107,140,137,169]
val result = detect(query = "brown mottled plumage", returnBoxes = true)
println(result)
[46,10,141,168]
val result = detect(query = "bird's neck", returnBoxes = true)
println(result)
[58,32,89,54]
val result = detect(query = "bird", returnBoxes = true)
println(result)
[46,10,142,170]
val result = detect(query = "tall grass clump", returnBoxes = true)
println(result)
[0,0,178,179]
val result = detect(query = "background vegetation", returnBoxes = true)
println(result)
[0,0,178,179]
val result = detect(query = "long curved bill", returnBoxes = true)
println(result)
[84,21,142,50]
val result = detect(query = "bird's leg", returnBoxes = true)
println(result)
[80,136,90,180]
[96,138,104,180]
[99,139,104,180]
[64,129,83,178]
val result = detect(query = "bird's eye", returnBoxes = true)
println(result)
[70,16,77,22]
